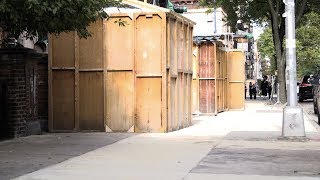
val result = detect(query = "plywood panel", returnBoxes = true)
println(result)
[177,73,184,128]
[199,42,216,113]
[184,24,188,71]
[192,44,199,113]
[106,16,134,70]
[79,21,103,69]
[171,19,178,76]
[136,78,162,132]
[52,71,75,130]
[170,77,177,131]
[228,51,245,110]
[136,14,163,76]
[178,22,184,70]
[187,74,192,125]
[228,51,245,82]
[199,42,215,78]
[199,80,215,113]
[184,74,188,127]
[169,19,177,74]
[79,72,104,130]
[229,83,244,109]
[106,72,134,131]
[188,27,193,71]
[52,33,75,67]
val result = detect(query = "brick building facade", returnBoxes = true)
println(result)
[0,48,48,138]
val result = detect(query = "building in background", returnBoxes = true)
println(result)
[183,8,230,36]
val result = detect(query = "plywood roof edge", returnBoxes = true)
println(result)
[171,12,196,26]
[122,0,170,12]
[122,0,195,26]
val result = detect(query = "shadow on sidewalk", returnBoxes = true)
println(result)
[0,133,136,180]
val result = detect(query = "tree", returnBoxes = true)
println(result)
[257,12,320,78]
[257,28,276,75]
[201,0,319,103]
[0,0,121,40]
[296,12,320,77]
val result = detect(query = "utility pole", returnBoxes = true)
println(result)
[282,0,305,137]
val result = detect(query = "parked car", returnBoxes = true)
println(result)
[311,74,320,124]
[298,75,313,102]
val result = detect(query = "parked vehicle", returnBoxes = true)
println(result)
[311,74,320,124]
[298,75,313,102]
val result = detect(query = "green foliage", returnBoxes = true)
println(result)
[257,28,276,74]
[296,12,320,77]
[257,12,320,78]
[114,18,129,27]
[0,0,121,39]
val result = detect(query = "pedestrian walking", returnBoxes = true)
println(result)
[261,76,268,99]
[249,82,257,99]
[245,84,247,99]
[267,82,272,99]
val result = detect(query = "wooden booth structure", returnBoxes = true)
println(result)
[48,0,195,133]
[194,39,245,115]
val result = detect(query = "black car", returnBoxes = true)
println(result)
[298,75,313,102]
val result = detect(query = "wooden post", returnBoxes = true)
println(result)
[74,33,80,131]
[48,35,53,132]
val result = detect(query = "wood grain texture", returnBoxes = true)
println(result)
[106,72,134,132]
[135,14,162,76]
[52,71,75,130]
[135,78,162,132]
[79,20,103,69]
[228,51,245,110]
[52,33,75,67]
[79,72,104,130]
[106,16,134,70]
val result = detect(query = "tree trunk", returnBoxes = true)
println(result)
[268,0,286,103]
[277,52,287,103]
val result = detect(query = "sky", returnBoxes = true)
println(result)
[253,24,265,40]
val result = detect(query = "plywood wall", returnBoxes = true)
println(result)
[49,12,194,133]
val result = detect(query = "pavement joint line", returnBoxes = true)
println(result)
[181,138,224,180]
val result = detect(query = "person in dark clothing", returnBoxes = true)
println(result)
[245,85,247,99]
[267,82,272,99]
[253,83,257,99]
[249,82,257,99]
[261,77,268,99]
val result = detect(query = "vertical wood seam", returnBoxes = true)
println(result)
[103,20,107,131]
[48,35,53,131]
[74,32,80,131]
[214,43,218,115]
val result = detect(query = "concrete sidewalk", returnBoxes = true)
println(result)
[9,101,320,179]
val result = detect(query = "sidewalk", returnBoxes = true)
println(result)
[6,101,320,179]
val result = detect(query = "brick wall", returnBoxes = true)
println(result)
[0,48,48,138]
